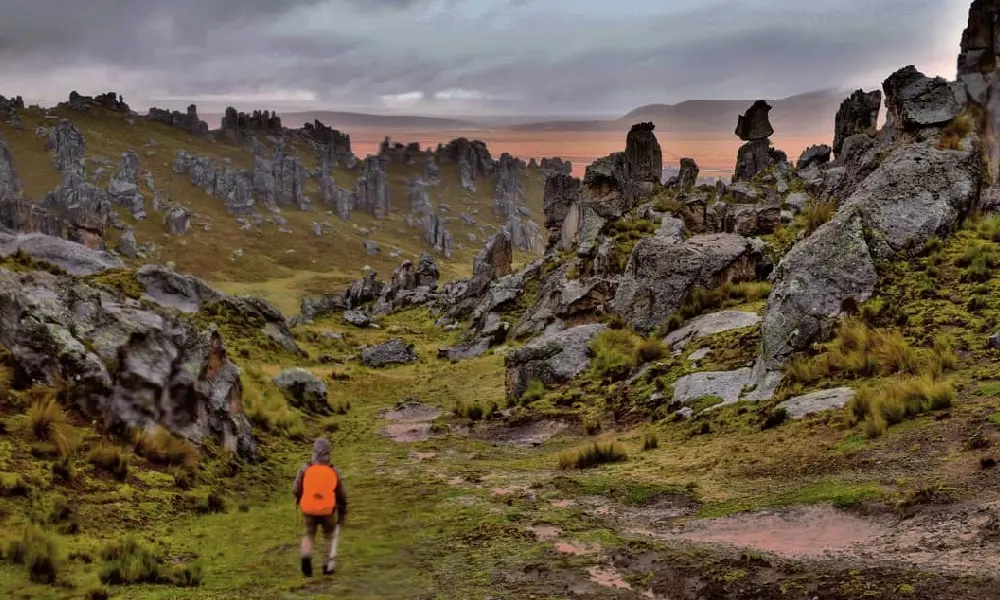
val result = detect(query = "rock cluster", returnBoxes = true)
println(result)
[539,157,572,177]
[0,95,23,118]
[409,179,452,257]
[302,120,352,156]
[832,90,881,157]
[64,90,130,113]
[220,107,283,143]
[353,156,390,219]
[733,101,785,182]
[107,150,145,219]
[147,104,209,136]
[438,138,493,191]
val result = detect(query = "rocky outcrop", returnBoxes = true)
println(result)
[624,122,663,185]
[0,137,23,207]
[40,173,113,248]
[758,138,982,375]
[107,150,145,218]
[147,105,209,136]
[832,90,882,157]
[0,232,122,275]
[0,95,24,118]
[116,228,139,259]
[506,214,545,254]
[543,173,581,250]
[612,233,768,332]
[664,310,762,351]
[64,91,130,113]
[0,266,258,459]
[274,368,330,415]
[410,179,452,256]
[424,153,441,185]
[733,101,786,182]
[163,205,192,235]
[504,323,606,403]
[882,65,963,131]
[438,138,493,190]
[354,156,390,218]
[493,153,527,219]
[539,157,572,177]
[671,158,699,192]
[249,144,307,209]
[46,120,86,176]
[721,204,782,237]
[220,107,283,143]
[361,338,418,367]
[468,229,513,297]
[135,264,222,313]
[301,120,351,156]
[797,145,832,170]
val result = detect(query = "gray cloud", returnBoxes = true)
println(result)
[0,0,973,116]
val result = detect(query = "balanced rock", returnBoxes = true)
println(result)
[735,100,774,141]
[624,122,663,184]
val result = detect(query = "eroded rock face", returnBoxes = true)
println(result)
[624,122,663,184]
[734,139,777,182]
[504,323,606,403]
[882,65,963,131]
[797,145,832,170]
[108,150,145,218]
[675,158,700,192]
[221,107,283,143]
[354,156,390,218]
[735,100,775,141]
[468,229,513,297]
[543,173,581,249]
[833,90,882,157]
[147,104,209,136]
[0,232,122,275]
[539,157,572,177]
[0,267,257,459]
[41,174,113,248]
[302,120,351,156]
[612,233,767,332]
[361,338,418,367]
[47,120,86,176]
[163,206,192,235]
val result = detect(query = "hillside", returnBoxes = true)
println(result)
[3,2,1000,599]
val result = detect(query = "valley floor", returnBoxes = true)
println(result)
[5,307,1000,600]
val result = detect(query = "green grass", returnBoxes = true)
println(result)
[698,479,883,518]
[558,442,628,470]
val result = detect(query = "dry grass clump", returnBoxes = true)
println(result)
[847,376,955,438]
[87,444,130,481]
[664,281,772,333]
[134,427,198,469]
[590,329,641,380]
[937,110,977,150]
[4,524,63,584]
[804,200,838,234]
[558,441,627,470]
[27,392,74,457]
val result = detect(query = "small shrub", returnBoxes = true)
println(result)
[244,386,304,436]
[642,432,659,451]
[979,216,1000,242]
[520,378,546,404]
[134,428,198,469]
[6,524,63,584]
[558,442,627,470]
[80,573,109,600]
[804,200,837,234]
[171,467,195,490]
[957,243,998,282]
[453,400,485,421]
[198,490,227,514]
[981,457,997,470]
[99,537,164,585]
[635,338,668,364]
[51,457,72,484]
[589,329,641,380]
[87,444,130,481]
[583,416,601,436]
[0,472,30,497]
[172,561,204,587]
[332,399,351,415]
[27,394,73,457]
[927,333,959,376]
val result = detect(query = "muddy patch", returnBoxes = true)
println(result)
[483,419,569,447]
[550,499,575,509]
[526,525,562,541]
[587,566,632,590]
[491,485,529,497]
[556,540,601,556]
[409,451,437,460]
[380,401,443,442]
[674,504,883,559]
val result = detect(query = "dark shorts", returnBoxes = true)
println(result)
[304,514,336,538]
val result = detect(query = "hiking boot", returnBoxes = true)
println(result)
[323,559,336,575]
[301,557,313,577]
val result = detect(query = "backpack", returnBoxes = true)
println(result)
[300,464,338,517]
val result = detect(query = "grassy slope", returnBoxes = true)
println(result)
[0,108,542,314]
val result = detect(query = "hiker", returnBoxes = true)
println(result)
[293,438,347,577]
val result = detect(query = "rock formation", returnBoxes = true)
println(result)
[147,104,209,136]
[64,91,130,113]
[733,101,785,182]
[542,173,581,250]
[46,119,86,177]
[353,156,389,219]
[539,157,572,177]
[438,138,493,191]
[220,107,283,143]
[735,100,775,141]
[107,150,145,219]
[882,65,963,131]
[301,120,351,156]
[797,145,832,170]
[832,90,881,157]
[624,122,663,186]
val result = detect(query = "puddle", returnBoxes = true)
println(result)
[555,541,600,556]
[381,402,442,422]
[587,566,632,590]
[676,504,883,559]
[381,402,443,442]
[487,419,568,447]
[526,525,562,541]
[382,422,435,442]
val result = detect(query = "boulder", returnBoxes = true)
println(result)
[664,310,761,351]
[673,368,753,408]
[0,267,256,459]
[797,145,832,170]
[46,120,86,176]
[107,150,145,218]
[833,90,882,157]
[504,323,606,403]
[135,264,223,313]
[882,65,962,131]
[364,240,380,255]
[343,310,372,328]
[676,157,699,192]
[778,387,855,419]
[273,368,330,415]
[612,233,766,332]
[0,232,123,275]
[361,338,418,367]
[163,206,191,235]
[734,139,777,182]
[116,228,139,258]
[735,100,774,141]
[722,204,782,236]
[468,229,512,297]
[298,293,347,324]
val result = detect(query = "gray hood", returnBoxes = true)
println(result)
[311,438,331,465]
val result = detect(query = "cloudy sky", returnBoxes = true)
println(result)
[0,0,972,117]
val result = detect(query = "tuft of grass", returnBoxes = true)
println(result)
[847,376,955,438]
[664,281,772,332]
[99,537,164,585]
[80,573,110,600]
[453,400,485,421]
[27,392,73,457]
[937,110,976,150]
[243,384,305,436]
[589,329,641,380]
[635,337,668,364]
[978,215,1000,243]
[87,444,130,481]
[583,416,601,436]
[804,200,837,234]
[642,431,659,451]
[558,441,627,470]
[5,524,63,584]
[761,407,788,430]
[957,243,998,282]
[134,427,199,469]
[520,378,546,405]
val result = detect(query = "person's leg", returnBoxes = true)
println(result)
[321,516,336,574]
[301,516,317,576]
